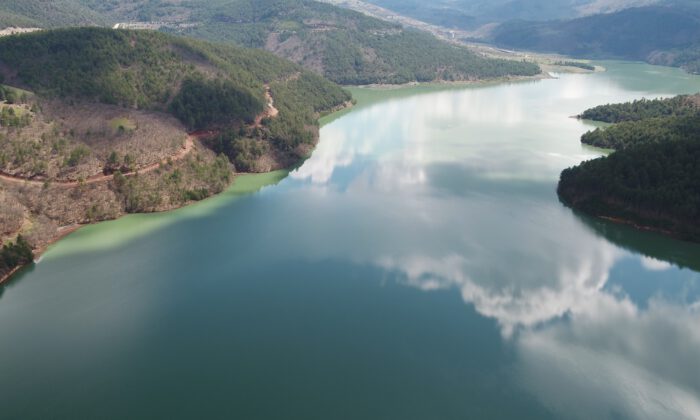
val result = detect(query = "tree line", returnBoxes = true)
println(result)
[559,138,700,241]
[581,115,700,150]
[579,95,699,123]
[559,93,700,241]
[0,236,33,280]
[0,28,351,171]
[87,0,542,85]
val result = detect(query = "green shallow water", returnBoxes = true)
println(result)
[2,62,700,419]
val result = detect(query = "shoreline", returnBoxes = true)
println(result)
[0,266,22,286]
[0,67,603,287]
[0,167,249,286]
[597,214,696,243]
[353,72,554,90]
[0,101,355,287]
[351,61,605,91]
[0,224,90,286]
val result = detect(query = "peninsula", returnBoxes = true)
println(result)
[558,94,700,242]
[0,27,351,282]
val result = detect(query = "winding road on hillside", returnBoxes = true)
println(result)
[0,86,281,188]
[0,135,195,188]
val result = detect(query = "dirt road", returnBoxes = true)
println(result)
[0,136,194,188]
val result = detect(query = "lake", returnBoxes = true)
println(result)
[2,62,700,419]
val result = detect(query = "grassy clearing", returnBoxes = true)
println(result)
[278,20,302,31]
[110,117,137,132]
[1,103,28,115]
[1,84,34,98]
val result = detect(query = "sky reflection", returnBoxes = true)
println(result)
[287,63,700,418]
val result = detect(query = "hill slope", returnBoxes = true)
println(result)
[0,0,106,28]
[579,94,700,123]
[80,0,541,85]
[0,28,350,155]
[559,138,700,241]
[0,28,350,271]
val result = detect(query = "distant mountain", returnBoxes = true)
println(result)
[51,0,541,85]
[0,0,106,28]
[489,5,700,73]
[364,0,661,29]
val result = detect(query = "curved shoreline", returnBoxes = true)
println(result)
[353,72,555,89]
[0,224,81,285]
[0,72,560,287]
[0,266,22,286]
[598,215,676,238]
[0,101,354,286]
[570,210,695,244]
[0,66,597,287]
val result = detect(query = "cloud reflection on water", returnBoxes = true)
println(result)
[517,297,700,419]
[289,70,700,418]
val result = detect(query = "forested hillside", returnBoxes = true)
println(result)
[0,28,351,267]
[489,5,700,73]
[0,28,350,152]
[0,0,105,28]
[579,94,700,122]
[0,236,33,280]
[578,94,700,149]
[558,94,700,241]
[580,116,700,150]
[0,0,541,85]
[558,139,700,241]
[79,0,541,85]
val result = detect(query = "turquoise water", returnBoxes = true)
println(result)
[1,62,700,419]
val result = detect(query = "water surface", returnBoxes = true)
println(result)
[2,62,700,419]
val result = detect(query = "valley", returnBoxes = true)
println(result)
[319,0,606,73]
[1,0,544,85]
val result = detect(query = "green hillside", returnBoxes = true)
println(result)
[579,94,700,123]
[0,0,106,28]
[578,94,700,149]
[581,115,700,150]
[81,0,542,85]
[558,94,700,241]
[0,27,350,154]
[558,138,700,241]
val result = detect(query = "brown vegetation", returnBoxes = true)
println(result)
[0,95,235,259]
[0,143,232,255]
[0,79,299,259]
[0,99,187,182]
